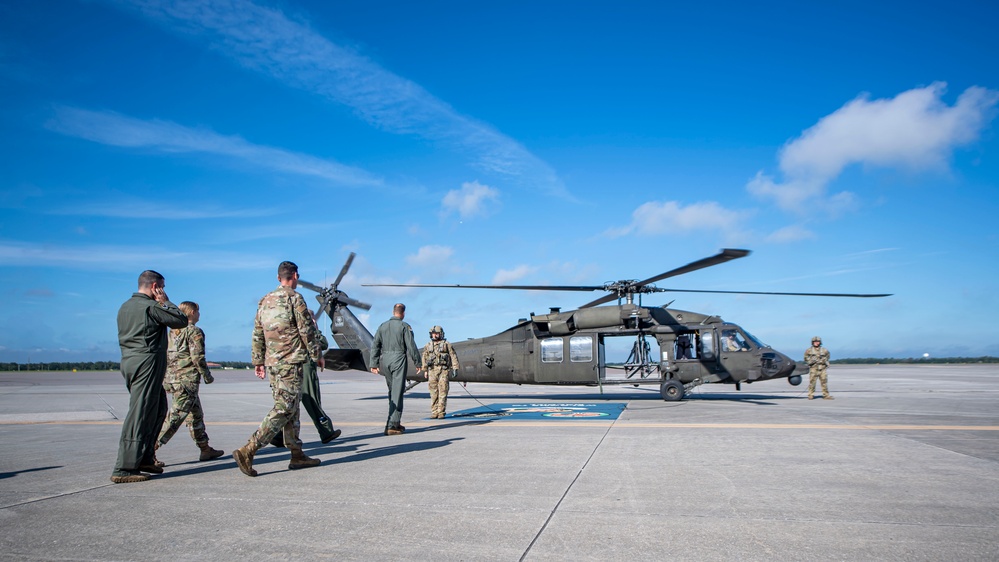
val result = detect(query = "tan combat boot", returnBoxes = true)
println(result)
[233,443,259,477]
[288,450,321,470]
[198,442,225,461]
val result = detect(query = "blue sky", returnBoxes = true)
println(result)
[1,0,997,362]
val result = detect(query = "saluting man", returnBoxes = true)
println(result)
[422,325,460,419]
[805,336,832,400]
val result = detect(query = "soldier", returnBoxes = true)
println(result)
[155,301,224,462]
[805,336,832,400]
[271,319,341,447]
[111,270,189,484]
[233,261,325,477]
[370,303,422,435]
[421,325,459,419]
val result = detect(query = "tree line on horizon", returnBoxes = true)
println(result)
[2,357,999,371]
[0,361,256,372]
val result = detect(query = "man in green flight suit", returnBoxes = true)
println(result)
[111,270,189,484]
[370,303,422,435]
[233,261,325,477]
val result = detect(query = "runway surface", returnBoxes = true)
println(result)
[1,364,997,560]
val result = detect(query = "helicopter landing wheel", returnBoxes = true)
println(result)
[660,379,685,401]
[788,375,802,386]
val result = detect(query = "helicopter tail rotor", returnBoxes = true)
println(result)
[300,252,372,321]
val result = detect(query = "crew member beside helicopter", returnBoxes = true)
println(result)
[422,325,460,419]
[805,336,832,400]
[371,303,423,435]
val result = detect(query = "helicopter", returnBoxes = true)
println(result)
[301,250,889,401]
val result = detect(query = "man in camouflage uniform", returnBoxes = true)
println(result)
[111,270,189,484]
[421,325,459,419]
[805,336,832,400]
[270,323,341,447]
[370,303,422,435]
[156,301,224,462]
[233,261,324,477]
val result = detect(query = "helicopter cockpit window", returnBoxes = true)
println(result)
[541,338,563,363]
[721,329,750,352]
[569,336,593,362]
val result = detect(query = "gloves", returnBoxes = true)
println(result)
[203,371,214,384]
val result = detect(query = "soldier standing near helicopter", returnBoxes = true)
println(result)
[422,325,460,419]
[805,336,832,400]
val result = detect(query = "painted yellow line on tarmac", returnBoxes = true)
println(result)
[3,420,999,431]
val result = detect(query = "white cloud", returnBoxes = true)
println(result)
[606,200,748,238]
[46,106,382,187]
[749,82,999,213]
[492,264,539,285]
[0,239,273,270]
[766,224,816,243]
[441,181,500,219]
[405,245,454,268]
[108,0,567,197]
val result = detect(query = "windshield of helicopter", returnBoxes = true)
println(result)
[739,328,768,348]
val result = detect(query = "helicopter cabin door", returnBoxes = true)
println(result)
[536,335,598,383]
[672,329,717,381]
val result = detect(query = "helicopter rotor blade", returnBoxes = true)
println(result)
[313,294,330,321]
[362,283,606,292]
[340,295,373,310]
[332,252,356,290]
[579,248,751,308]
[298,279,324,293]
[657,288,892,298]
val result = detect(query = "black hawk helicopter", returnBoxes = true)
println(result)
[302,250,889,401]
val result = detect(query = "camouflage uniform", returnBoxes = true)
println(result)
[805,338,832,399]
[371,316,422,431]
[422,336,459,418]
[112,293,188,479]
[157,324,216,451]
[234,285,322,476]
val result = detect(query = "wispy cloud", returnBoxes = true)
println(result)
[48,194,278,220]
[46,106,383,187]
[405,245,454,268]
[441,181,500,220]
[492,264,540,285]
[748,82,999,213]
[0,239,273,271]
[107,0,567,197]
[605,200,750,238]
[766,224,816,243]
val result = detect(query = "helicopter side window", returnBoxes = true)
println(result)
[569,336,593,363]
[541,338,563,363]
[676,334,696,360]
[700,331,716,360]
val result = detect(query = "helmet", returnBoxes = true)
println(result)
[430,325,444,338]
[812,336,822,343]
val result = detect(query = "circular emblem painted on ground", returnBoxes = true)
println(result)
[543,412,610,417]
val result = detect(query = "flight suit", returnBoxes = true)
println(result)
[300,333,338,442]
[371,316,422,431]
[112,293,188,479]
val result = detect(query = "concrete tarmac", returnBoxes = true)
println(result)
[1,365,997,561]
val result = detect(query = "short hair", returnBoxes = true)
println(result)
[138,270,164,290]
[278,261,299,281]
[178,301,199,318]
[393,303,406,315]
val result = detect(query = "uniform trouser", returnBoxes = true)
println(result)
[247,364,303,453]
[381,355,408,429]
[427,367,450,416]
[808,367,830,397]
[301,359,336,441]
[113,353,169,476]
[158,378,209,447]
